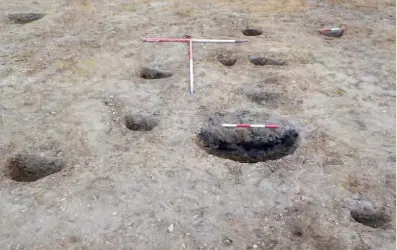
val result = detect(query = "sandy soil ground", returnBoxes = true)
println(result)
[0,0,395,249]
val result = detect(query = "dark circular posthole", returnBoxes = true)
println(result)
[248,56,285,66]
[139,67,172,79]
[217,53,237,66]
[242,28,263,36]
[5,153,65,182]
[197,111,300,163]
[6,12,45,24]
[124,114,158,131]
[350,201,390,228]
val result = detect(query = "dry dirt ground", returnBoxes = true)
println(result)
[0,0,396,249]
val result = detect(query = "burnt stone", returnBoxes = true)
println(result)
[318,28,344,37]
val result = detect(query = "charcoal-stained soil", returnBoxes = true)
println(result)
[197,111,300,163]
[5,153,65,182]
[124,114,158,131]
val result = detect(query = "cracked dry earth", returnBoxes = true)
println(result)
[0,0,395,249]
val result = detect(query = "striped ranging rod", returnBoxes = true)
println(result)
[142,38,248,43]
[222,124,280,128]
[142,37,248,94]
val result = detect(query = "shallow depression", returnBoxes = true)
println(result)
[6,12,45,24]
[139,67,172,79]
[5,153,65,182]
[217,53,237,66]
[248,56,285,66]
[242,28,263,36]
[124,114,158,131]
[350,201,390,228]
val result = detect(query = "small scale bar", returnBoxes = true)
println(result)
[142,38,248,43]
[222,124,280,128]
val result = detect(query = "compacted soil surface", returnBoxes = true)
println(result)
[0,0,395,249]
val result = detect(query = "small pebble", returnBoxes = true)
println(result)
[167,224,174,233]
[253,244,259,249]
[221,236,233,246]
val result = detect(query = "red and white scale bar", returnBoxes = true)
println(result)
[222,124,280,128]
[142,38,248,43]
[142,37,248,94]
[189,39,194,94]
